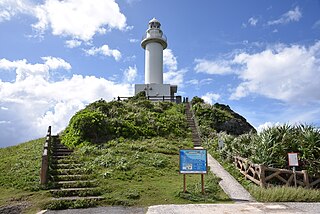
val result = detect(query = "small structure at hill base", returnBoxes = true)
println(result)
[135,18,178,99]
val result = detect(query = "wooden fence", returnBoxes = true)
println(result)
[234,156,320,188]
[40,126,52,185]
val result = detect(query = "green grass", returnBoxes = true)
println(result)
[249,186,320,202]
[0,136,230,212]
[0,138,53,213]
[71,137,230,206]
[0,138,44,191]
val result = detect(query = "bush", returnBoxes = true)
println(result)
[62,99,189,147]
[62,110,109,147]
[214,124,320,175]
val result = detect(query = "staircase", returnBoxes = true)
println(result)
[185,103,202,147]
[48,135,103,209]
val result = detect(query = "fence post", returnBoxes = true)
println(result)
[40,150,48,185]
[259,164,266,188]
[302,170,310,188]
[40,126,52,185]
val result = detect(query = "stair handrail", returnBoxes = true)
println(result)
[187,102,202,141]
[40,126,52,185]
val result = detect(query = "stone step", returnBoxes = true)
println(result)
[50,187,101,197]
[52,145,68,149]
[52,174,90,181]
[52,147,72,151]
[51,196,104,201]
[52,152,72,157]
[55,180,97,188]
[52,155,71,160]
[51,168,87,175]
[52,158,78,164]
[51,163,82,169]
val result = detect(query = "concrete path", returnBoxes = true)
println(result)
[146,203,320,214]
[207,153,255,202]
[42,203,320,214]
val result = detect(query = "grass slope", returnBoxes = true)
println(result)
[0,138,52,213]
[68,137,229,207]
[0,98,230,212]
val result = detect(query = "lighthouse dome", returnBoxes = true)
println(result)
[149,18,161,29]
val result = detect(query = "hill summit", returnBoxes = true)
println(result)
[61,95,255,147]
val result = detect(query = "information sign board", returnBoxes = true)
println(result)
[179,149,207,174]
[288,153,299,166]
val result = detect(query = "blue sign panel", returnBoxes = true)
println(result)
[179,149,207,174]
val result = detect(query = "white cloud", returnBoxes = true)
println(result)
[31,0,127,41]
[312,20,320,30]
[187,78,212,87]
[230,41,320,103]
[194,59,233,75]
[84,45,121,61]
[248,17,258,26]
[0,57,133,147]
[123,65,137,83]
[268,6,302,25]
[65,39,82,48]
[0,57,71,82]
[163,49,178,71]
[201,92,221,104]
[42,56,72,70]
[164,69,187,88]
[162,49,186,88]
[0,0,32,22]
[257,122,281,132]
[126,0,141,4]
[194,41,320,104]
[129,39,139,43]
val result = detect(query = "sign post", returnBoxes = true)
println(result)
[179,149,207,194]
[288,152,299,188]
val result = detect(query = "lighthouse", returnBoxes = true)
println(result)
[135,18,178,100]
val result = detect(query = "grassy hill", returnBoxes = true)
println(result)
[0,139,51,213]
[2,95,320,212]
[0,96,235,212]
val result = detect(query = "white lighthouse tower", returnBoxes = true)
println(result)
[135,18,177,99]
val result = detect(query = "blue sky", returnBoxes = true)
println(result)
[1,0,320,147]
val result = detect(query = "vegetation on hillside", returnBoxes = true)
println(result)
[204,125,320,176]
[65,137,229,206]
[191,97,256,137]
[57,96,229,206]
[0,96,231,212]
[191,97,320,176]
[62,97,188,147]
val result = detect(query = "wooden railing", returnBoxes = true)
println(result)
[234,156,320,188]
[117,95,183,103]
[40,126,52,185]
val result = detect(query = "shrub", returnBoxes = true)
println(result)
[62,110,109,147]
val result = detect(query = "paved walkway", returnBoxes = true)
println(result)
[147,203,320,214]
[207,153,255,202]
[43,203,320,214]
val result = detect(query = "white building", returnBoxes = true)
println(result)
[135,18,178,99]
